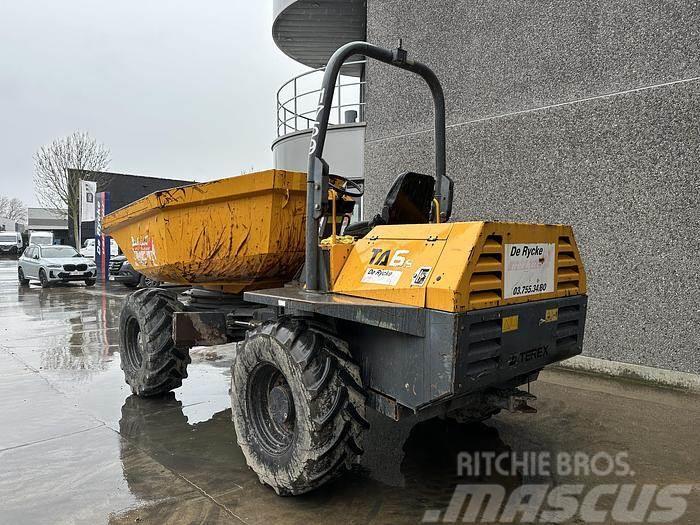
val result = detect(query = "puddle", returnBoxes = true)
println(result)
[1,261,698,524]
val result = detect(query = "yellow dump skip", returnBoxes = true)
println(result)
[103,170,307,293]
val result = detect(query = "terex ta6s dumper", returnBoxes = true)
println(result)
[104,42,587,495]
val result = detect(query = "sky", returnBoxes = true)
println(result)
[0,1,308,206]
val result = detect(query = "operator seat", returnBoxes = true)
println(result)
[344,172,435,239]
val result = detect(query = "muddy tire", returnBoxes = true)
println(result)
[231,317,368,495]
[119,288,189,397]
[18,267,29,286]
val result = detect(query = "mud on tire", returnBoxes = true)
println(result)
[231,317,368,495]
[119,288,190,397]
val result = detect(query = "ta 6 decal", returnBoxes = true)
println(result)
[361,268,402,286]
[369,248,410,267]
[504,243,555,299]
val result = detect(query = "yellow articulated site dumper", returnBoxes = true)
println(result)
[105,42,587,496]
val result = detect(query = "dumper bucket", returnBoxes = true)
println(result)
[103,169,307,293]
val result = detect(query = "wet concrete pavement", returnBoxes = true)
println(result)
[0,259,698,524]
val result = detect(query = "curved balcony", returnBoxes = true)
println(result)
[272,0,366,75]
[272,61,365,181]
[276,60,365,137]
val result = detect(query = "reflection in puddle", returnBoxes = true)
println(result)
[13,284,125,374]
[119,394,243,468]
[3,262,698,524]
[117,394,524,523]
[1,264,530,522]
[400,418,521,504]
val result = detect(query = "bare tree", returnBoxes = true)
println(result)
[0,196,27,223]
[33,131,110,248]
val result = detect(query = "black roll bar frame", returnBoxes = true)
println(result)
[305,41,453,292]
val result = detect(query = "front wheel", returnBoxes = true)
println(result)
[119,288,189,396]
[138,274,159,288]
[85,279,96,287]
[18,267,29,286]
[231,317,368,495]
[39,269,50,288]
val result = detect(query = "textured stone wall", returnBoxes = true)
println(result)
[365,0,700,374]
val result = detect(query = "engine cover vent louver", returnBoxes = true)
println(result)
[557,236,580,294]
[468,235,503,309]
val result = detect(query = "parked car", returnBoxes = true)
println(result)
[18,244,97,288]
[81,238,119,259]
[0,231,23,257]
[109,255,159,288]
[29,231,53,246]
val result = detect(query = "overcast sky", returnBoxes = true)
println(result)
[0,1,307,206]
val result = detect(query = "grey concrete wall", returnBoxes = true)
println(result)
[365,0,700,374]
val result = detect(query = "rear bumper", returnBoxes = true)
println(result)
[343,295,587,417]
[454,294,587,395]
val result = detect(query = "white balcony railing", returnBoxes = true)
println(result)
[276,60,366,137]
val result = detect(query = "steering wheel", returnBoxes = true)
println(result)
[328,174,364,198]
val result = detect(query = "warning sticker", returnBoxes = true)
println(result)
[504,243,555,299]
[361,268,402,286]
[411,267,432,287]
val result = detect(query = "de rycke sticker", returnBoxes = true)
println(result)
[361,268,402,286]
[411,266,432,287]
[504,243,555,299]
[131,235,157,266]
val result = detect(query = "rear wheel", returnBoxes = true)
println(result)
[231,317,368,495]
[17,267,29,286]
[119,288,189,396]
[39,269,50,288]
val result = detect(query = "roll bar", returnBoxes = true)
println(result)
[305,41,453,291]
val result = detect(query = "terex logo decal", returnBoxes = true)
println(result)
[369,248,409,267]
[507,346,549,367]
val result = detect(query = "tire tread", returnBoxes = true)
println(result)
[231,316,367,495]
[119,288,187,397]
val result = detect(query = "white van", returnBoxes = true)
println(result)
[0,231,23,256]
[81,238,119,259]
[29,231,54,246]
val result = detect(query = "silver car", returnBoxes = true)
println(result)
[18,244,97,288]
